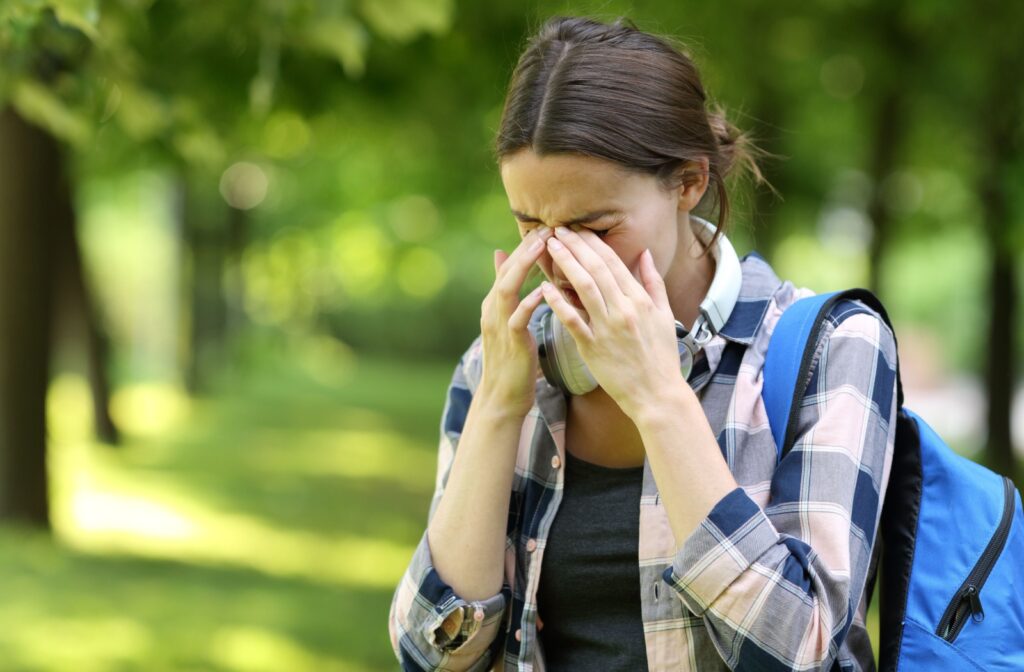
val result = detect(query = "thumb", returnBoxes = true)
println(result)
[640,248,671,311]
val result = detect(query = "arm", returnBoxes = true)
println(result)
[388,337,522,671]
[390,227,550,670]
[640,303,898,671]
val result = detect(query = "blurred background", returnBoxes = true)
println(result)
[0,0,1021,669]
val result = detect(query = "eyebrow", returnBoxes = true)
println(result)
[510,209,622,226]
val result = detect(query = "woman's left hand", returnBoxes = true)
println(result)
[540,226,687,419]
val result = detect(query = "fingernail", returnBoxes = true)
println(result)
[537,228,552,239]
[547,238,563,250]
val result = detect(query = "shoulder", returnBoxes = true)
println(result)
[797,295,900,426]
[744,260,896,364]
[813,297,898,373]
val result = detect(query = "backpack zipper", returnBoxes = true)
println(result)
[935,476,1015,642]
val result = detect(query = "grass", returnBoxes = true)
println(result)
[0,347,454,671]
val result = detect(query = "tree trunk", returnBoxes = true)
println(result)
[865,91,902,296]
[0,107,58,529]
[979,50,1021,489]
[979,134,1018,487]
[749,90,788,261]
[862,0,913,297]
[52,194,119,445]
[982,244,1016,483]
[180,177,227,394]
[224,204,248,341]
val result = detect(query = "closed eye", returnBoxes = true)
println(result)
[521,224,612,238]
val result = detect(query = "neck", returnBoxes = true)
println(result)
[663,216,716,329]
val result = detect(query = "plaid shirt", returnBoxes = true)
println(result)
[389,253,898,671]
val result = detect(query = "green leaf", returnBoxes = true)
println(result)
[173,125,225,171]
[47,0,99,40]
[302,16,369,79]
[113,82,170,141]
[357,0,453,42]
[11,77,91,145]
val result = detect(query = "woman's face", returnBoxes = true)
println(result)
[499,149,694,314]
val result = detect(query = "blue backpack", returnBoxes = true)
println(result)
[763,288,1024,671]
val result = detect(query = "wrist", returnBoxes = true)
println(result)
[473,382,534,423]
[628,380,698,431]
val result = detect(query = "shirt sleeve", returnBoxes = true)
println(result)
[661,299,899,671]
[388,335,511,672]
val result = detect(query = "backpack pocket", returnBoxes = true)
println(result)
[935,476,1015,643]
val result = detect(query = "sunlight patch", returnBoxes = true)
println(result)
[209,625,367,671]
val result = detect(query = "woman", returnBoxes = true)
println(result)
[389,15,897,672]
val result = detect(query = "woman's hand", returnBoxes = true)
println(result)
[477,227,553,417]
[540,226,686,419]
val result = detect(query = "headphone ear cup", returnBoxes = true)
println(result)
[537,310,598,396]
[551,317,598,395]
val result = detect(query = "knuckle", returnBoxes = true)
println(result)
[496,285,516,301]
[615,308,637,329]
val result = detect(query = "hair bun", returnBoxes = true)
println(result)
[707,103,767,187]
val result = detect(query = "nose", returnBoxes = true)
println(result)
[530,227,569,284]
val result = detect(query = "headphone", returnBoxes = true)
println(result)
[531,215,742,396]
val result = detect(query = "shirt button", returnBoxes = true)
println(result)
[551,454,561,469]
[515,628,523,641]
[473,607,484,622]
[526,538,537,552]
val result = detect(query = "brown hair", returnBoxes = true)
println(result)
[493,15,769,249]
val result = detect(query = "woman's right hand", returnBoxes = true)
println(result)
[478,227,553,417]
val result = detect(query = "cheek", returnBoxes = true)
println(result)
[604,240,643,279]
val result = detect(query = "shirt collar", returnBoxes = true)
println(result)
[714,251,784,345]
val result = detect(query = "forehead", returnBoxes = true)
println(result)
[499,150,652,213]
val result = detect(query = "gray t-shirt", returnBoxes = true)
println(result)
[536,448,649,670]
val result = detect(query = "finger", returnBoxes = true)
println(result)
[540,280,593,341]
[508,284,545,331]
[495,229,550,303]
[537,613,544,631]
[550,227,628,314]
[494,249,509,274]
[545,236,609,319]
[640,248,671,312]
[573,228,647,301]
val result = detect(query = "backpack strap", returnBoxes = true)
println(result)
[763,288,904,463]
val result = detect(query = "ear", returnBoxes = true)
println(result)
[676,157,710,212]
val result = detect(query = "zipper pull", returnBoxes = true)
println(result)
[966,584,985,624]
